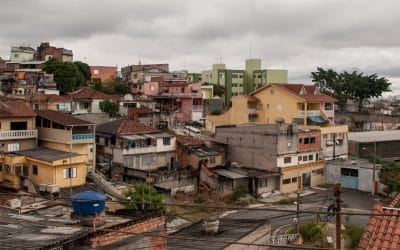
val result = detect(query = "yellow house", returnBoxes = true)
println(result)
[206,83,336,132]
[36,110,96,172]
[0,96,38,154]
[0,147,87,189]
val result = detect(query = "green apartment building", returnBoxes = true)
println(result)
[201,59,288,104]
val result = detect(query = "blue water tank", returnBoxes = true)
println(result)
[71,191,106,216]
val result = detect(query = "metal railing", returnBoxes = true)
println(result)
[72,133,94,140]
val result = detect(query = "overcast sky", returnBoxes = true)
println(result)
[1,0,400,93]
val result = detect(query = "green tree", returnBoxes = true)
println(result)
[44,58,82,94]
[114,83,129,94]
[212,84,226,97]
[379,161,400,194]
[123,183,165,210]
[73,61,91,85]
[99,100,119,117]
[311,67,391,113]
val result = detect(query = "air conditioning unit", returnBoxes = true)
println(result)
[46,184,60,194]
[7,198,21,209]
[39,184,47,192]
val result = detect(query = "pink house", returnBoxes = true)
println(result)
[142,81,160,96]
[161,82,203,122]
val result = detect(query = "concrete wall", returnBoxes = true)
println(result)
[280,161,325,193]
[320,125,348,160]
[252,84,301,124]
[214,124,298,171]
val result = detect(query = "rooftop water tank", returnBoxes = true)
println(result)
[71,191,106,216]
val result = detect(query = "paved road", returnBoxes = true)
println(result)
[228,186,375,234]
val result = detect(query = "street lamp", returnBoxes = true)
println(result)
[361,142,377,195]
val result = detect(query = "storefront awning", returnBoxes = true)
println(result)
[308,116,328,124]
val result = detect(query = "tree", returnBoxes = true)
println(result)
[311,67,391,113]
[73,61,91,85]
[114,83,130,94]
[100,100,119,117]
[43,58,82,94]
[123,183,165,210]
[212,84,226,97]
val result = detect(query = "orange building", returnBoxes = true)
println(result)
[90,66,117,83]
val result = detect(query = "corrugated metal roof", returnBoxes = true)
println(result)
[349,130,400,143]
[213,169,248,179]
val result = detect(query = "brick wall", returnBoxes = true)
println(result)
[297,130,321,152]
[86,214,166,249]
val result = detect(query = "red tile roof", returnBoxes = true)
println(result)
[239,94,260,102]
[252,83,336,102]
[176,135,205,146]
[0,98,36,118]
[357,193,400,249]
[127,106,153,117]
[96,118,160,135]
[36,110,94,126]
[27,93,70,103]
[69,87,116,100]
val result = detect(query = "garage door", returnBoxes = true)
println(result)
[340,168,358,189]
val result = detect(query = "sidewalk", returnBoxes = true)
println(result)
[327,223,345,250]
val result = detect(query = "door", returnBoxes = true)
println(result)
[340,168,358,189]
[88,145,94,160]
[302,173,311,187]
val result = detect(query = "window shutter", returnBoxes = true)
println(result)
[73,168,77,178]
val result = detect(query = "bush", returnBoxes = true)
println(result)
[123,183,165,210]
[275,197,296,205]
[295,223,323,242]
[232,185,249,201]
[344,225,364,249]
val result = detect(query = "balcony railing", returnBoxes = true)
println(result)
[323,109,334,117]
[248,109,257,115]
[0,130,37,140]
[297,110,321,117]
[72,133,94,141]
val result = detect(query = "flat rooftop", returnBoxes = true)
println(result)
[349,130,400,143]
[16,147,80,162]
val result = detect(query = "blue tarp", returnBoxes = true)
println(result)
[308,116,328,124]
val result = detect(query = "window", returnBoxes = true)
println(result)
[210,157,216,164]
[336,139,343,145]
[292,177,298,183]
[14,54,19,58]
[309,154,314,161]
[32,165,38,175]
[283,178,291,184]
[4,165,11,174]
[258,179,267,188]
[84,103,89,109]
[298,156,302,162]
[14,165,22,175]
[316,153,319,161]
[0,164,2,172]
[63,168,77,179]
[10,121,27,130]
[93,69,99,74]
[276,104,282,111]
[303,155,307,161]
[284,157,291,164]
[341,168,358,177]
[8,143,19,152]
[163,137,171,145]
[299,138,303,143]
[304,138,310,144]
[310,137,316,144]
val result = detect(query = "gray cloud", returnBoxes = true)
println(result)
[1,0,400,91]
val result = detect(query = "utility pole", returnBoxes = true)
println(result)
[334,183,342,250]
[372,141,377,195]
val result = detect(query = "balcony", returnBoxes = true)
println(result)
[72,133,94,141]
[248,109,257,115]
[0,130,37,140]
[297,110,321,117]
[323,109,334,117]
